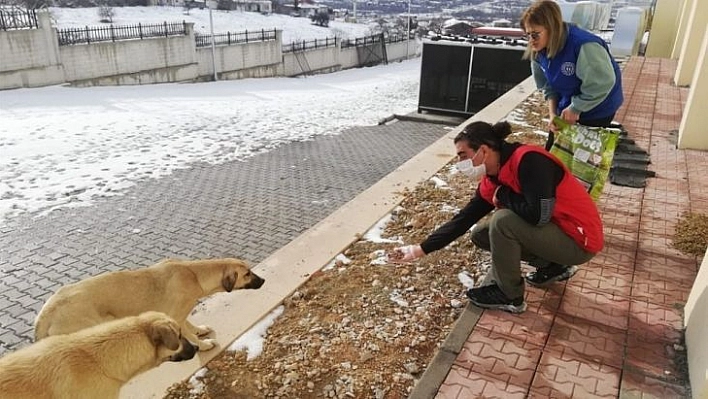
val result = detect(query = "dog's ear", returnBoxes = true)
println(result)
[222,271,236,292]
[151,322,181,351]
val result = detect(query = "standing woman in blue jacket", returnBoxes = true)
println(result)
[520,0,623,148]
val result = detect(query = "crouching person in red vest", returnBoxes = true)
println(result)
[389,121,602,313]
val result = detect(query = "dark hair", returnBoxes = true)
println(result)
[454,121,512,151]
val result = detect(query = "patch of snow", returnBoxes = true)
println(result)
[429,176,448,188]
[323,253,352,271]
[188,367,208,396]
[227,305,285,360]
[363,213,403,244]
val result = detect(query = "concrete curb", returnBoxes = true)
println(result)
[408,304,484,399]
[393,113,468,126]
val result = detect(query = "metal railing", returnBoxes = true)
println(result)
[195,28,276,48]
[0,8,38,31]
[384,33,408,44]
[282,36,336,53]
[57,21,188,46]
[341,34,384,49]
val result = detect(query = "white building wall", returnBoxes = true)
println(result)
[685,248,708,399]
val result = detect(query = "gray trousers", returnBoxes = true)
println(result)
[472,209,596,299]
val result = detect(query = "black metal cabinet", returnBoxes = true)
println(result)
[418,39,531,116]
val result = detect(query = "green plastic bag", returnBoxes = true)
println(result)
[549,117,620,202]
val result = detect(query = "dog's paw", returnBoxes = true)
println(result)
[193,324,214,337]
[197,339,218,351]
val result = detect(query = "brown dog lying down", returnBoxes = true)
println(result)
[34,258,265,351]
[0,311,196,399]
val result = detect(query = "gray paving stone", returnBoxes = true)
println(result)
[0,297,13,311]
[0,331,25,350]
[5,319,32,338]
[2,288,25,301]
[0,311,16,328]
[0,120,449,355]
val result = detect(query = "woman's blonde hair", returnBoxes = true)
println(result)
[520,0,567,60]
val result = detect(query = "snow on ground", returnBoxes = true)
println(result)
[0,7,414,227]
[227,305,285,360]
[187,368,208,396]
[48,6,376,43]
[363,213,403,244]
[0,58,421,226]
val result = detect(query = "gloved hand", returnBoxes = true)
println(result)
[387,245,424,263]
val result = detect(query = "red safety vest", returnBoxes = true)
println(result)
[479,146,604,253]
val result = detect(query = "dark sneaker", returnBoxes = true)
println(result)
[525,263,578,287]
[466,284,526,314]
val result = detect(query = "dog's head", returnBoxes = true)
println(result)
[221,259,265,292]
[142,312,196,363]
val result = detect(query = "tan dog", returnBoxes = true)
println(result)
[34,258,265,351]
[0,311,195,399]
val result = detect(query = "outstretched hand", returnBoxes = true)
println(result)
[387,245,424,264]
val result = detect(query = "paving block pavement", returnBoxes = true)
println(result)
[0,119,453,355]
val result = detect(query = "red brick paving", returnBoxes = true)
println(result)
[453,328,542,387]
[438,365,528,399]
[474,287,560,347]
[531,349,621,398]
[435,57,700,398]
[620,371,689,398]
[545,313,625,369]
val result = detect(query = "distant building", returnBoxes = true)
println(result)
[150,0,206,7]
[273,0,330,18]
[471,26,525,39]
[223,0,272,13]
[491,18,512,28]
[151,0,271,13]
[441,18,482,36]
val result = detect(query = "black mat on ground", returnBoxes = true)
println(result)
[609,123,654,188]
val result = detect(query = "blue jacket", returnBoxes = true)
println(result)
[537,24,623,120]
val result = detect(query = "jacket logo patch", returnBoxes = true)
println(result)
[561,62,575,76]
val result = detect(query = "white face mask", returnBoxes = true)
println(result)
[456,153,486,180]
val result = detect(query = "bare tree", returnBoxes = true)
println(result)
[98,4,114,23]
[425,17,444,36]
[183,0,194,15]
